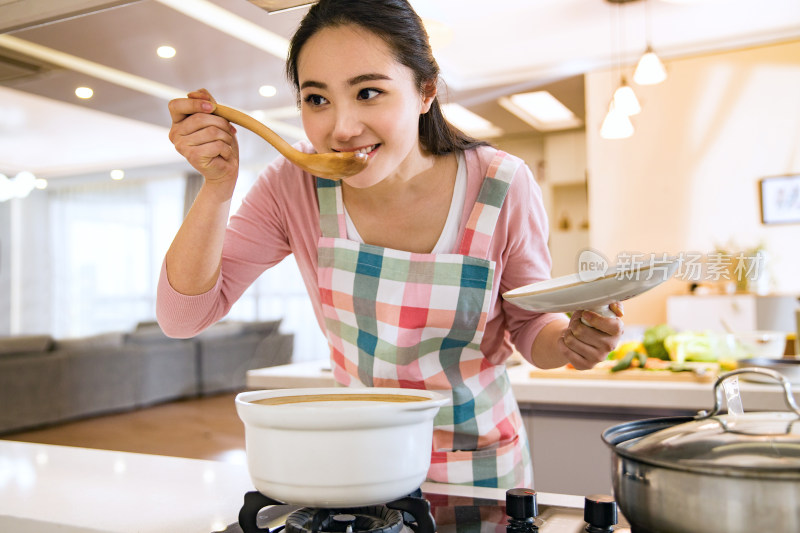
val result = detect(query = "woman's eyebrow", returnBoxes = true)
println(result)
[299,73,391,91]
[348,73,391,85]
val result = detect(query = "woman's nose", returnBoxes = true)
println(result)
[331,107,363,141]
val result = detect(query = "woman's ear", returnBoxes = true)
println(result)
[420,80,437,114]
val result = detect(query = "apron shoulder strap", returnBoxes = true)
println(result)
[457,150,519,258]
[317,177,347,238]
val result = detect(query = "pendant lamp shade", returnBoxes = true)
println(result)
[634,46,667,85]
[613,78,641,116]
[600,103,634,140]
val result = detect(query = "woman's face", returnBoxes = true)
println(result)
[296,24,435,188]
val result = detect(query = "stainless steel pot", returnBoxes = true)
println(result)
[603,368,800,533]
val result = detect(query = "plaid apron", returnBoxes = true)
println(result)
[316,150,532,488]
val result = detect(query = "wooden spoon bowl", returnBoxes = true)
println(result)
[212,103,368,179]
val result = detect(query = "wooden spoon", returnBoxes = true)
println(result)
[212,103,368,179]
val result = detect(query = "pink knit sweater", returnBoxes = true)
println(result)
[157,143,559,365]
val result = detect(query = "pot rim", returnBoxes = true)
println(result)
[236,387,450,430]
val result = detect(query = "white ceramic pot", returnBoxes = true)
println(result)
[235,387,448,507]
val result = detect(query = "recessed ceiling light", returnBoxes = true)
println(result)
[498,91,582,132]
[259,85,277,98]
[441,103,503,138]
[34,178,48,190]
[157,45,176,59]
[75,87,93,99]
[110,169,125,180]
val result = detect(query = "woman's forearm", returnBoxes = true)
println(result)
[529,317,571,368]
[164,183,233,295]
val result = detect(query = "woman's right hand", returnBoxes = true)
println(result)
[168,88,239,198]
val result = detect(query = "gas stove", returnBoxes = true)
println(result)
[215,487,631,533]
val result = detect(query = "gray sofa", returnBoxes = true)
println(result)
[0,320,293,435]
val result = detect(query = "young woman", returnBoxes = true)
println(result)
[159,0,623,488]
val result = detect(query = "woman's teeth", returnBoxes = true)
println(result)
[353,145,376,155]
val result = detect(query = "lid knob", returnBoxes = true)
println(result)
[583,494,617,532]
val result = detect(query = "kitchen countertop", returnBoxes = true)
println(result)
[0,440,584,533]
[247,360,800,413]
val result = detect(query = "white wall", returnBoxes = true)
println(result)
[586,40,800,326]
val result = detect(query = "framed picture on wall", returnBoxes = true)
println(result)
[759,174,800,224]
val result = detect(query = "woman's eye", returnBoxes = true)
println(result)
[303,94,328,106]
[357,88,382,100]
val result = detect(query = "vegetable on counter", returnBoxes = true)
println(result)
[604,324,743,375]
[642,324,677,360]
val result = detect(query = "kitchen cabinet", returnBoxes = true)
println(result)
[541,131,589,277]
[543,130,586,185]
[666,294,798,333]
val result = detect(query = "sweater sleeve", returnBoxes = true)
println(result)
[156,155,301,338]
[478,149,564,365]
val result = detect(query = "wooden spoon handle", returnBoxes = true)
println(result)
[212,103,298,159]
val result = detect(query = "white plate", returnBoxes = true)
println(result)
[503,259,680,314]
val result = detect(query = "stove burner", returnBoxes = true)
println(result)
[286,506,403,533]
[237,491,436,533]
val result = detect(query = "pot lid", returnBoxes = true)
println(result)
[608,368,800,478]
[624,412,800,474]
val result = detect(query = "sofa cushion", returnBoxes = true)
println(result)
[126,324,172,345]
[0,335,54,357]
[240,319,282,337]
[195,321,246,340]
[54,332,127,351]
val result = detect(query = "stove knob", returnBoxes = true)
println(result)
[583,494,617,532]
[506,488,538,519]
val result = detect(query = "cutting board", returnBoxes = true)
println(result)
[529,364,719,383]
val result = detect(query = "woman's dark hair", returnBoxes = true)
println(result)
[286,0,489,155]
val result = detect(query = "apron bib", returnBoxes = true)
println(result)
[316,150,532,488]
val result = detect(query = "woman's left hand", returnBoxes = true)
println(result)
[558,302,624,370]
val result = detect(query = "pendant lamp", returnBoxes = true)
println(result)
[634,45,667,85]
[613,76,641,115]
[633,0,667,85]
[600,102,634,140]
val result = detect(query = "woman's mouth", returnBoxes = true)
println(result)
[335,144,379,157]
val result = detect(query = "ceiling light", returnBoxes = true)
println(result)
[634,46,667,85]
[155,0,290,59]
[110,169,125,180]
[75,87,93,99]
[259,85,277,98]
[0,171,37,201]
[34,178,47,190]
[600,103,634,140]
[498,91,582,132]
[612,78,641,116]
[441,103,503,138]
[157,45,176,59]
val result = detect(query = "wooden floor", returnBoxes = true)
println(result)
[2,393,246,463]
